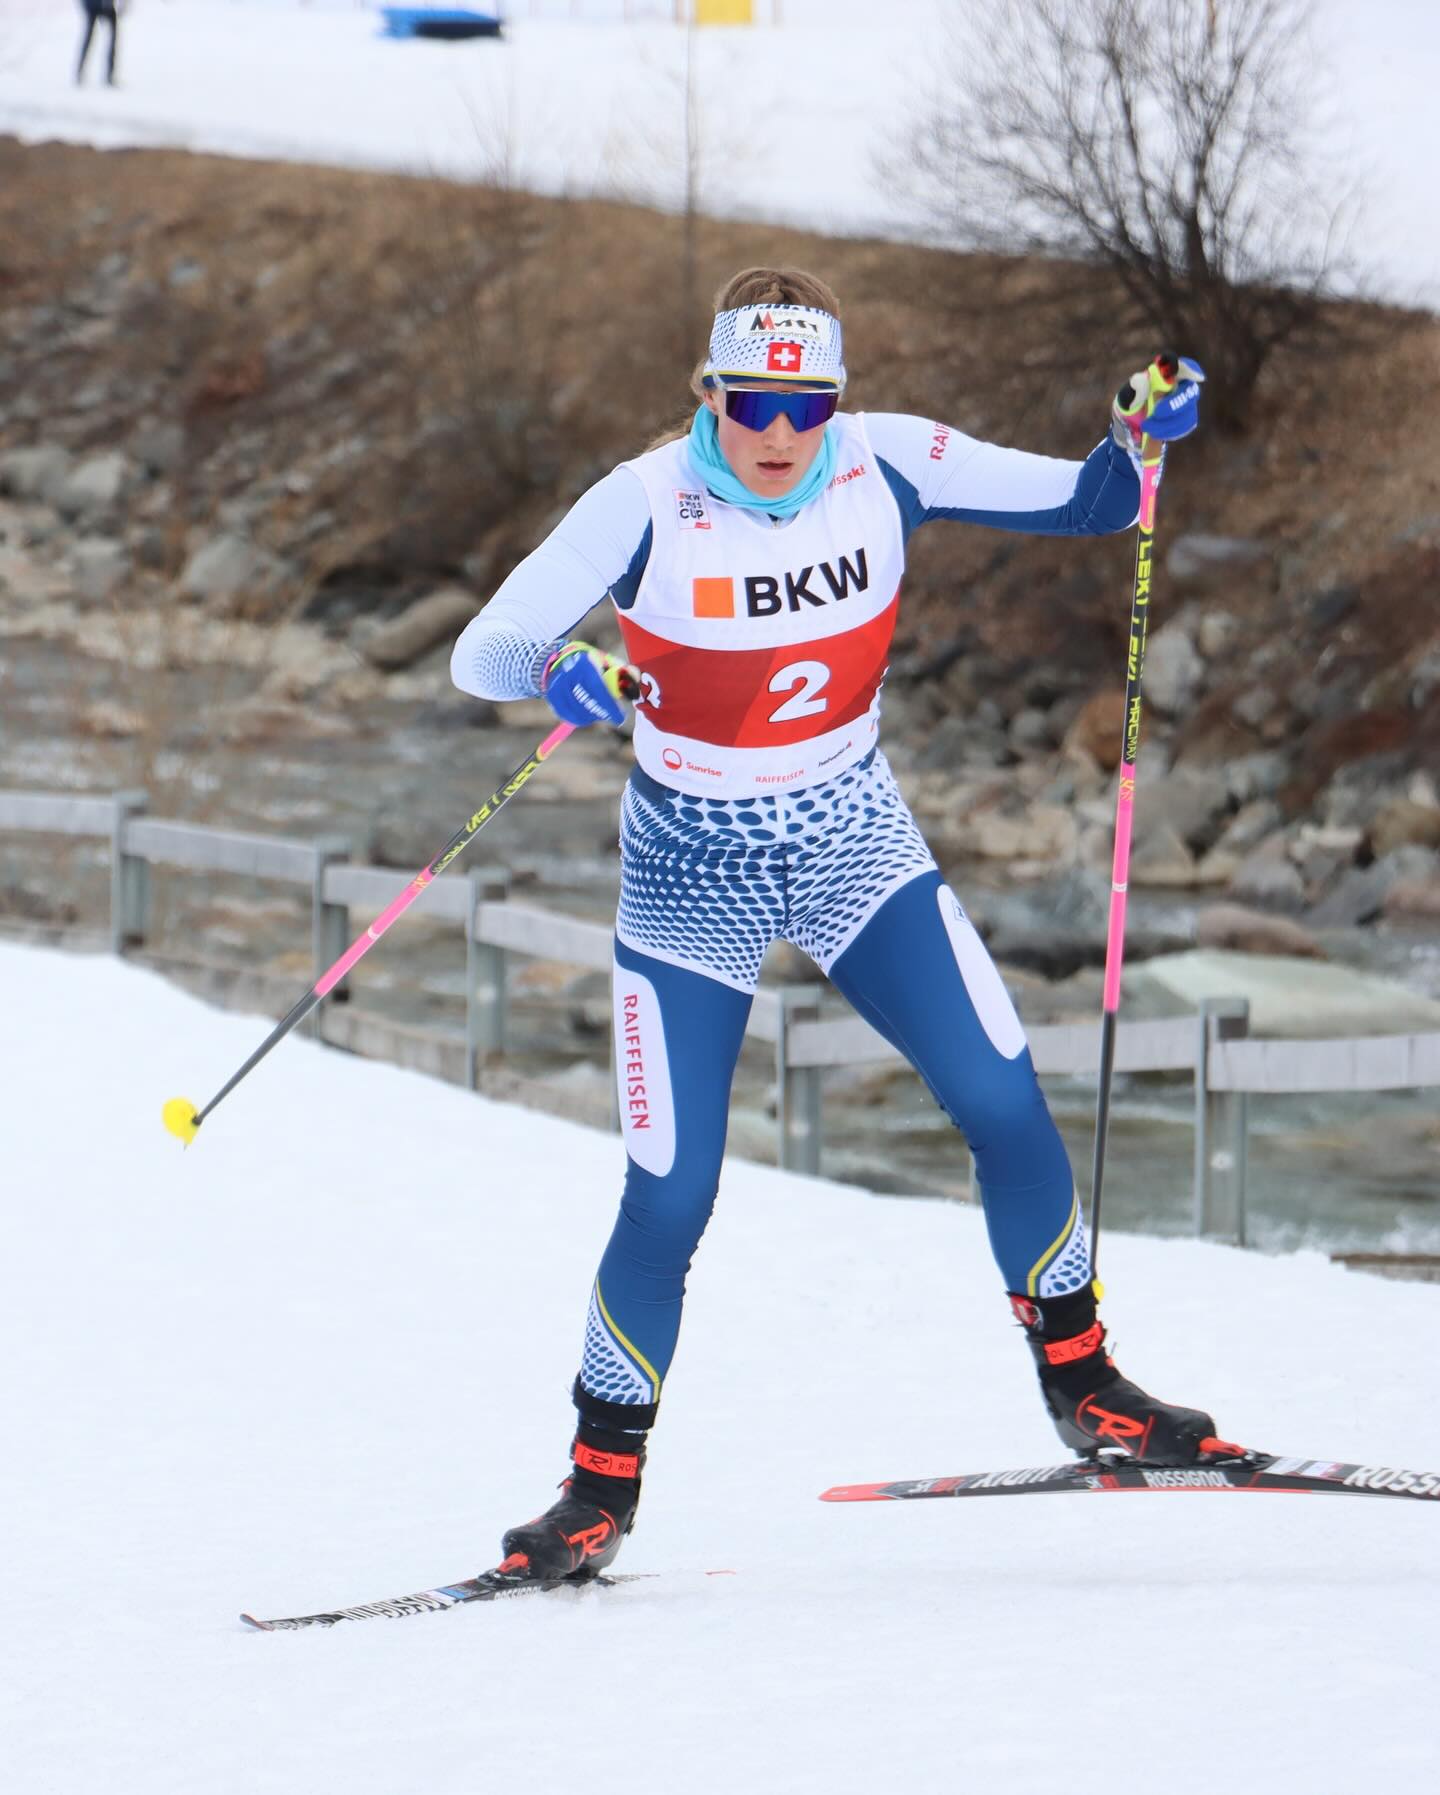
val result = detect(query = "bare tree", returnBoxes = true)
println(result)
[894,0,1352,433]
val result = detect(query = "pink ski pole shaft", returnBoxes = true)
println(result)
[1090,353,1181,1262]
[163,720,576,1142]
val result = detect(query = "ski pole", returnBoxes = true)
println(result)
[1089,352,1186,1264]
[162,719,577,1144]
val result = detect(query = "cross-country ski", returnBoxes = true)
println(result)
[240,1567,647,1631]
[821,1453,1440,1505]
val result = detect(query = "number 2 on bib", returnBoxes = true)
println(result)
[767,659,831,724]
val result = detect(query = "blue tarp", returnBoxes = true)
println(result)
[379,9,503,40]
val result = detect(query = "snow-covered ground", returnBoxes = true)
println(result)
[1,0,1437,311]
[2,935,1437,1792]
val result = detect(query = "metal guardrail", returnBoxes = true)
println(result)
[5,786,1440,1245]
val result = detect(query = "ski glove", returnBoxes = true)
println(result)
[1111,355,1205,462]
[541,640,638,728]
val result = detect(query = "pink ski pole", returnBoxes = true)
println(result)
[1089,353,1183,1262]
[162,720,576,1144]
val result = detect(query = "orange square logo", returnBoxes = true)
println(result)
[692,577,735,618]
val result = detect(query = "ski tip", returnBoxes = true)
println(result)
[239,1612,273,1631]
[818,1483,885,1503]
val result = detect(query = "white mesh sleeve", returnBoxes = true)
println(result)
[449,465,653,701]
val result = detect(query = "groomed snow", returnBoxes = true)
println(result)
[1,0,1437,312]
[2,936,1437,1791]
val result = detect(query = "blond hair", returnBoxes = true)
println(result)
[645,265,843,451]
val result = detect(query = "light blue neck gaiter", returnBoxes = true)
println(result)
[687,404,837,519]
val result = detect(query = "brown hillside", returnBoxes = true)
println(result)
[3,137,1439,785]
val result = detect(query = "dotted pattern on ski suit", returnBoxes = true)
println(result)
[615,750,937,989]
[1038,1199,1092,1299]
[581,1284,656,1405]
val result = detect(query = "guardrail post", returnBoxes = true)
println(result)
[311,833,353,1036]
[466,866,510,1088]
[1194,996,1250,1245]
[109,789,150,955]
[776,985,824,1175]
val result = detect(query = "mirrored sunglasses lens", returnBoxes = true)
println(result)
[724,390,838,432]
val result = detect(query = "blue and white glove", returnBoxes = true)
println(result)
[1111,354,1205,464]
[541,640,639,728]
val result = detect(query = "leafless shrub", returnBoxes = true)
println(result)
[890,0,1355,433]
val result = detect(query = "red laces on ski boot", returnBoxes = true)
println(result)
[1010,1288,1227,1468]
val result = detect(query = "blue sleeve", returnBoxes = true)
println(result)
[865,411,1139,544]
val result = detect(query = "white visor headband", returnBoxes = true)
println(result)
[703,302,846,391]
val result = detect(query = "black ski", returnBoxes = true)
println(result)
[240,1566,650,1631]
[821,1451,1440,1505]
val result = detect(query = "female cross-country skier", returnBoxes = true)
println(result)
[450,266,1224,1580]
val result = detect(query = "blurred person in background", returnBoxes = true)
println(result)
[76,0,121,88]
[451,265,1216,1582]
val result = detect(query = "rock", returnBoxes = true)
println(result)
[1224,752,1290,803]
[1410,650,1440,710]
[210,696,352,746]
[131,526,169,571]
[1195,609,1239,659]
[972,871,1105,978]
[1124,949,1440,1037]
[1129,819,1197,887]
[1291,822,1364,898]
[1383,877,1440,919]
[53,451,134,519]
[495,698,554,730]
[361,585,482,673]
[18,505,62,548]
[1227,834,1306,911]
[1142,622,1205,715]
[131,420,186,475]
[1307,846,1440,928]
[1195,903,1325,959]
[1008,706,1054,751]
[1064,690,1126,770]
[1230,686,1278,730]
[408,696,501,731]
[1166,534,1267,587]
[954,800,1077,865]
[76,700,146,738]
[1212,798,1283,855]
[178,532,287,606]
[1305,584,1358,629]
[71,537,131,604]
[1136,766,1232,852]
[1367,797,1440,858]
[0,445,72,504]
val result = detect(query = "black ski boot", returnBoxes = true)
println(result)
[1011,1285,1231,1466]
[497,1384,657,1581]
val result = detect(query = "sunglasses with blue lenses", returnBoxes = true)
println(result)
[722,387,839,433]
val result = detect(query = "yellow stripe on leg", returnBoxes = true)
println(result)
[594,1280,663,1404]
[1026,1190,1081,1298]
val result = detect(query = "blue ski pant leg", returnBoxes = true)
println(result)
[579,937,754,1407]
[826,871,1091,1298]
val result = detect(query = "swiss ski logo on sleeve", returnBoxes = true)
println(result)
[675,490,711,530]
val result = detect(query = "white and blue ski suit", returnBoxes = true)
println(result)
[452,411,1140,1409]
